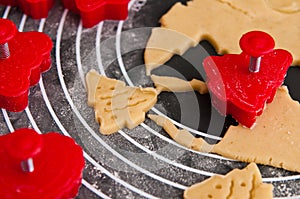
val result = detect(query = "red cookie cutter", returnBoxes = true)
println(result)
[0,128,85,199]
[0,18,53,112]
[62,0,130,28]
[0,0,54,19]
[203,31,293,128]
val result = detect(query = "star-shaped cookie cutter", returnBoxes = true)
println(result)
[0,18,53,112]
[62,0,130,28]
[0,0,55,19]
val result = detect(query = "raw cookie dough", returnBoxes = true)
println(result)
[144,0,300,74]
[265,0,300,13]
[151,75,208,94]
[145,28,196,75]
[184,163,273,199]
[86,70,157,135]
[148,114,213,153]
[213,86,300,172]
[149,86,300,172]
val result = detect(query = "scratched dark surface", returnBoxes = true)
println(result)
[0,0,300,198]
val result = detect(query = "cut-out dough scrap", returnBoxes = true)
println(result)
[144,0,300,74]
[149,86,300,172]
[184,163,273,199]
[86,69,157,135]
[151,75,208,94]
[148,114,213,153]
[145,28,196,75]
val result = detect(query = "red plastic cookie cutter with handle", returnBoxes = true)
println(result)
[0,128,85,199]
[0,0,55,19]
[203,31,293,128]
[62,0,130,28]
[0,18,52,112]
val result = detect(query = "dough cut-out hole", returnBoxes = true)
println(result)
[106,102,111,106]
[215,184,222,189]
[110,87,115,90]
[240,182,246,187]
[279,162,284,167]
[208,194,213,198]
[269,157,273,163]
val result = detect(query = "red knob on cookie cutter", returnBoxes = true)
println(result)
[62,0,130,28]
[0,0,55,19]
[0,18,52,112]
[203,31,292,128]
[5,128,43,173]
[240,31,275,73]
[0,128,85,199]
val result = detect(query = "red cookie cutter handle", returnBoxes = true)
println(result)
[240,31,275,73]
[5,128,43,173]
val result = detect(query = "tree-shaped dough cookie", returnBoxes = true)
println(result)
[86,70,157,135]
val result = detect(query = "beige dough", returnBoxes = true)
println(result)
[184,163,273,199]
[144,0,300,74]
[149,86,300,172]
[151,75,208,94]
[213,86,300,172]
[86,70,157,135]
[145,28,196,75]
[148,114,213,153]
